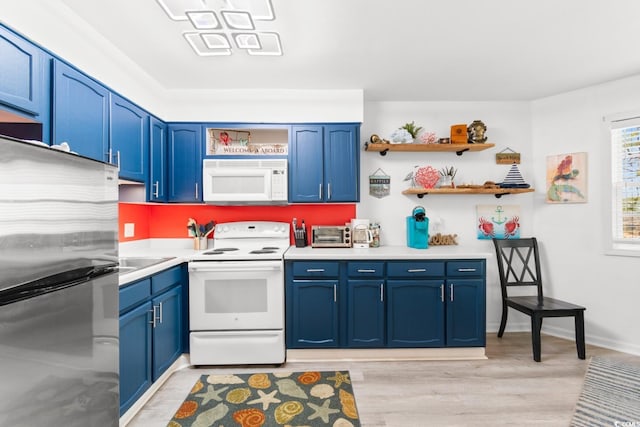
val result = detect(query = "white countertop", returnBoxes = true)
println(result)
[118,238,206,286]
[118,240,493,286]
[284,245,493,260]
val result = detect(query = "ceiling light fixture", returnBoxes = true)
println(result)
[156,0,282,56]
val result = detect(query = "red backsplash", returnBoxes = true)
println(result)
[119,203,356,244]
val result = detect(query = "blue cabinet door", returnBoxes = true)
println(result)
[288,280,339,348]
[152,285,183,380]
[446,279,486,347]
[119,301,152,415]
[289,124,360,203]
[289,126,324,202]
[149,117,167,201]
[386,280,444,347]
[324,125,359,202]
[168,124,202,202]
[52,60,109,162]
[110,93,149,182]
[0,25,46,117]
[346,280,385,347]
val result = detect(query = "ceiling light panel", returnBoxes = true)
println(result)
[247,32,282,56]
[233,33,261,49]
[201,33,231,49]
[184,32,231,56]
[186,11,221,29]
[156,0,206,20]
[227,0,275,20]
[221,10,255,30]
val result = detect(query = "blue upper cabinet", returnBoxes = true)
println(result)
[149,117,167,202]
[0,25,51,143]
[289,124,360,203]
[52,59,109,162]
[167,124,203,202]
[110,93,149,182]
[0,25,46,116]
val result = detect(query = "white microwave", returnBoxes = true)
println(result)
[202,158,288,204]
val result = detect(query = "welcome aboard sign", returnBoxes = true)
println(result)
[206,128,288,156]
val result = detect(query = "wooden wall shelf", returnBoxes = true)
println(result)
[365,142,495,156]
[402,187,535,199]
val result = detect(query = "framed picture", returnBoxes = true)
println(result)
[546,152,588,203]
[476,205,521,240]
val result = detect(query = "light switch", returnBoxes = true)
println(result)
[124,223,135,238]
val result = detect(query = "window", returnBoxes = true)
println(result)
[609,115,640,255]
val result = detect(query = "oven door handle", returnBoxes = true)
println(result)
[188,261,282,273]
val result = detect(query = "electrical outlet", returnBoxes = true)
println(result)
[124,223,135,238]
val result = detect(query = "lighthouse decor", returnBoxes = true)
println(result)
[499,164,530,188]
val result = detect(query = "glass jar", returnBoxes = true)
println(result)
[370,223,381,248]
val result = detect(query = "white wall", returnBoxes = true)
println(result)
[359,101,534,333]
[531,75,640,355]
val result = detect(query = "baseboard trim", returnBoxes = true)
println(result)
[286,347,487,362]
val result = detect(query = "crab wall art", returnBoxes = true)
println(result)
[476,205,521,239]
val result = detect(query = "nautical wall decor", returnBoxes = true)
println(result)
[369,168,391,198]
[546,152,588,203]
[476,205,521,239]
[495,147,521,164]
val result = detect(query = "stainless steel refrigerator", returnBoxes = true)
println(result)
[0,136,119,426]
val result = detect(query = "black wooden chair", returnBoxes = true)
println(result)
[492,237,586,362]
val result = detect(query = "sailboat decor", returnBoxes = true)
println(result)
[499,164,530,188]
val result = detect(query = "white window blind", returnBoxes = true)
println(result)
[610,116,640,248]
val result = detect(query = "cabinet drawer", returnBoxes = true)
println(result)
[347,262,384,278]
[446,260,485,277]
[387,261,445,278]
[292,262,339,278]
[119,278,151,313]
[151,265,182,294]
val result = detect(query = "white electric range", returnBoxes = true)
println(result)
[188,221,290,365]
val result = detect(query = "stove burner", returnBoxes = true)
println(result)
[213,247,239,252]
[250,249,277,254]
[262,246,280,250]
[202,250,225,255]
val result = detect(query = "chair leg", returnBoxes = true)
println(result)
[575,311,586,360]
[531,314,542,362]
[497,305,508,338]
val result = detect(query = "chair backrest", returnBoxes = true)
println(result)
[492,237,544,300]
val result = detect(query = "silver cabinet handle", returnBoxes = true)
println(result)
[150,306,158,328]
[408,268,427,273]
[319,183,322,200]
[158,302,163,324]
[458,268,477,272]
[333,284,337,302]
[153,181,160,198]
[327,182,331,200]
[116,150,121,169]
[380,283,384,302]
[450,284,454,302]
[440,284,444,302]
[306,268,325,272]
[107,148,113,164]
[357,269,376,273]
[195,183,199,199]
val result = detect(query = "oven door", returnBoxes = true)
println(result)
[188,260,284,330]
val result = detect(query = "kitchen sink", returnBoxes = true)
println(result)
[117,257,175,274]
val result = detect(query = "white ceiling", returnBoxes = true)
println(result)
[54,0,640,102]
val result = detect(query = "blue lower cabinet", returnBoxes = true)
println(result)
[386,280,445,347]
[288,280,339,348]
[446,279,486,347]
[119,265,185,415]
[346,280,385,347]
[119,301,152,415]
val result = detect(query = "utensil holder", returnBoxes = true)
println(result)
[194,237,208,250]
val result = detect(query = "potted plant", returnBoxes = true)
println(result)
[401,121,423,139]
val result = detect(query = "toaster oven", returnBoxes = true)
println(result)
[311,225,351,248]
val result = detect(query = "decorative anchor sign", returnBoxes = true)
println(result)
[369,168,391,199]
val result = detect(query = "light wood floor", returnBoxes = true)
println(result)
[127,333,640,427]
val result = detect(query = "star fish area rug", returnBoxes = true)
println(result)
[168,371,361,427]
